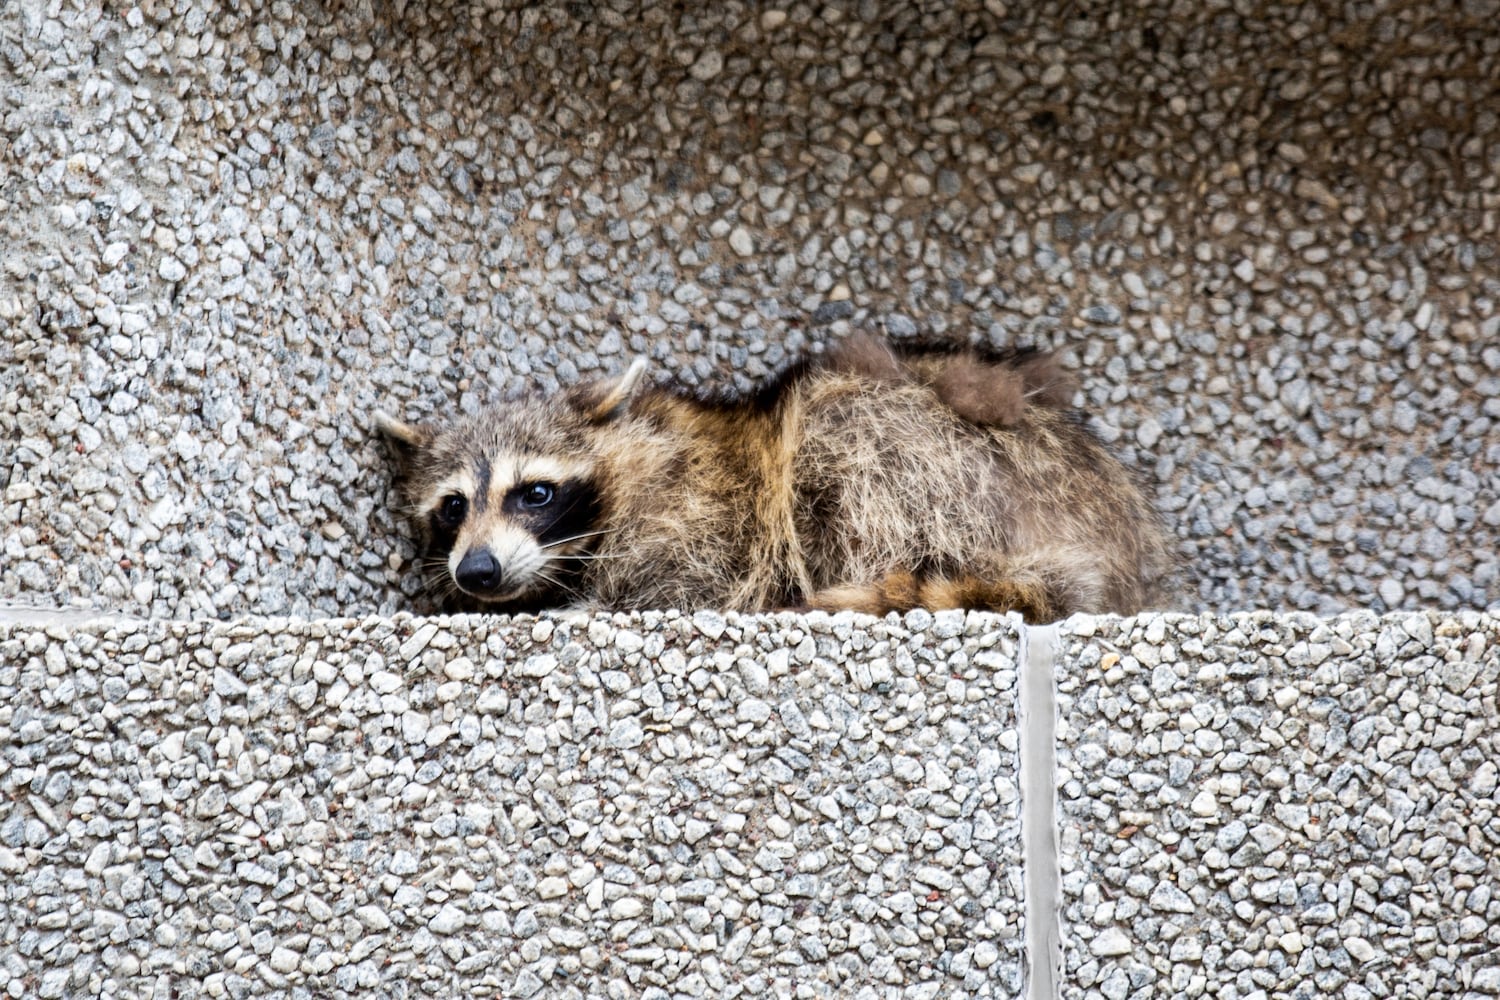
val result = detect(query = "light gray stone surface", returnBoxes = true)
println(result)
[5,0,1500,993]
[3,0,1498,621]
[0,609,1024,998]
[1057,611,1500,1000]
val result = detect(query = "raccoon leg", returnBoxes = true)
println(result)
[805,570,1061,623]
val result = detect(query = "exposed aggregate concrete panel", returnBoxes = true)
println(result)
[5,0,1500,993]
[0,610,1024,999]
[3,0,1499,620]
[1056,612,1500,1000]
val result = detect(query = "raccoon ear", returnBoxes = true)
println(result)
[374,411,431,467]
[576,357,649,422]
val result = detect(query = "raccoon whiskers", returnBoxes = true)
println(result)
[534,567,572,588]
[391,497,434,520]
[414,555,465,600]
[414,557,449,580]
[538,529,612,551]
[533,568,586,605]
[413,565,461,603]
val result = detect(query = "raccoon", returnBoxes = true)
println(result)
[823,334,1077,428]
[376,336,1173,622]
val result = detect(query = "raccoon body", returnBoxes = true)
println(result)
[377,337,1172,622]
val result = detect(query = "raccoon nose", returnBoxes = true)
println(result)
[455,549,504,594]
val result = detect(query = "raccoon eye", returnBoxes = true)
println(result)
[520,483,555,508]
[438,494,468,527]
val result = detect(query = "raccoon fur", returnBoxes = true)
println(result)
[376,336,1173,622]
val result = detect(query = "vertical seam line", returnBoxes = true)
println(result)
[1019,621,1063,1000]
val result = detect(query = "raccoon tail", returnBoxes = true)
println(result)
[804,569,1062,624]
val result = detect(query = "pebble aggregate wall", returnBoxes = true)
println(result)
[3,0,1499,621]
[5,0,1500,996]
[0,609,1025,999]
[7,610,1496,998]
[1057,611,1500,1000]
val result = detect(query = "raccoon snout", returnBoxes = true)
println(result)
[455,549,505,595]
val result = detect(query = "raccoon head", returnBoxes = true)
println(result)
[376,359,647,610]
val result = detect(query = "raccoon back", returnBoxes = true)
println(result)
[789,367,1169,614]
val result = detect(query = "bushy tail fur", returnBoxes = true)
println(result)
[804,567,1063,623]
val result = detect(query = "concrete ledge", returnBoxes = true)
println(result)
[0,610,1024,999]
[1057,611,1500,1000]
[4,610,1497,998]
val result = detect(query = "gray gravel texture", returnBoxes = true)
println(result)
[1057,611,1500,1000]
[0,608,1024,999]
[3,0,1499,619]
